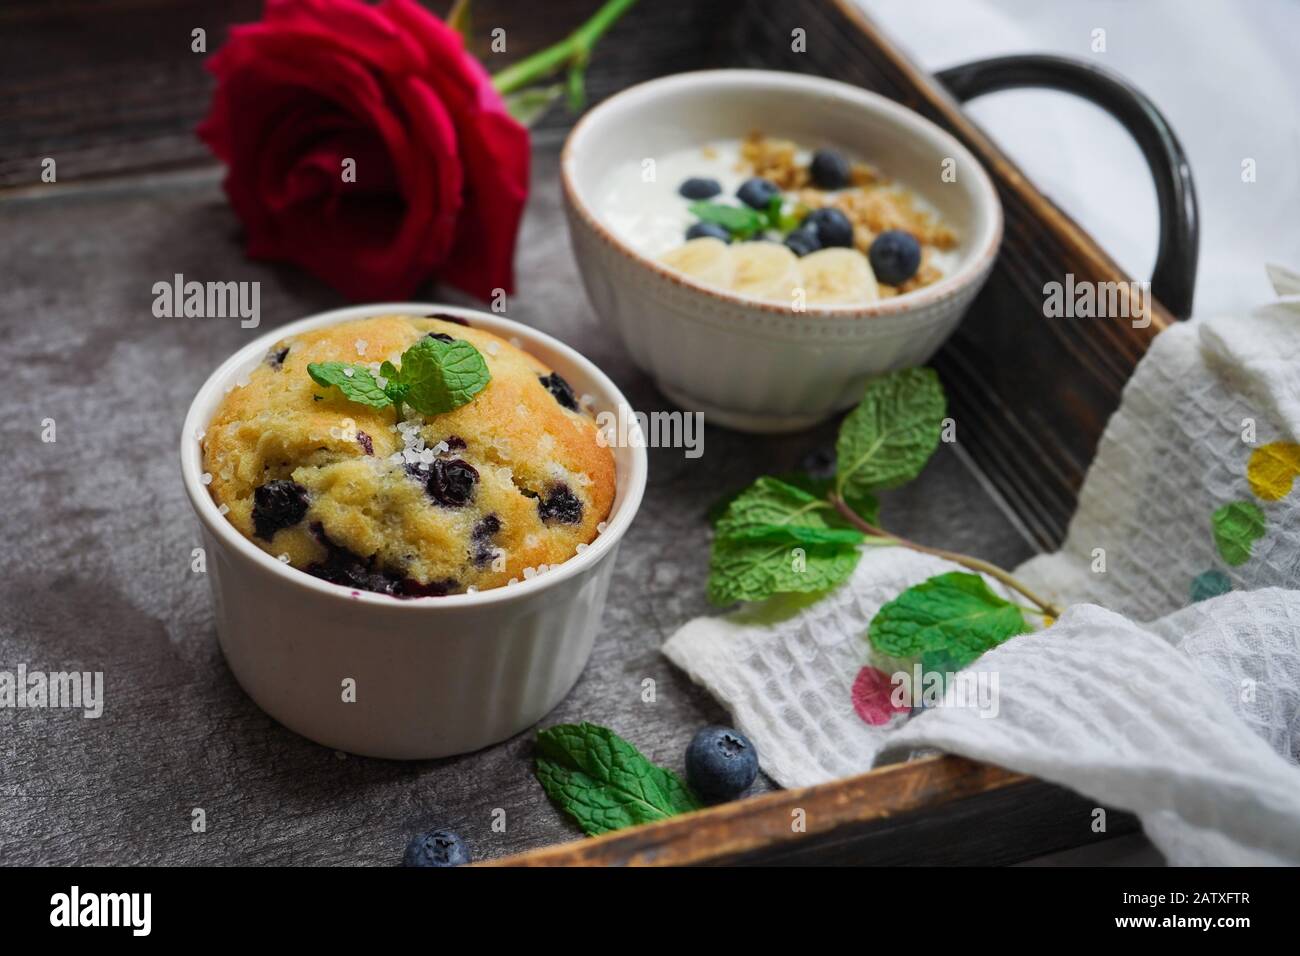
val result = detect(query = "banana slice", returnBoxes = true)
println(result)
[659,237,735,288]
[797,248,880,305]
[729,241,802,303]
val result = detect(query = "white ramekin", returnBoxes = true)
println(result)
[180,304,647,759]
[562,69,1003,433]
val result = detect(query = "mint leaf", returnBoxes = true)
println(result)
[535,723,701,836]
[397,336,491,416]
[708,477,868,605]
[722,524,866,545]
[709,536,861,604]
[307,362,392,410]
[689,201,766,239]
[715,476,841,538]
[869,571,1032,669]
[836,368,946,500]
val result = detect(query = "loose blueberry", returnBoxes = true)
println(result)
[783,225,821,257]
[678,177,721,200]
[736,177,780,210]
[426,332,456,343]
[685,221,731,243]
[685,726,759,802]
[809,148,852,190]
[868,229,922,285]
[252,480,309,541]
[266,345,290,370]
[426,458,479,507]
[403,828,471,867]
[356,430,374,456]
[538,372,579,411]
[803,207,854,248]
[537,483,583,525]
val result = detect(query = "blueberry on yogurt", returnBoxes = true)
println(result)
[679,176,721,200]
[809,148,852,190]
[685,221,731,243]
[736,177,780,210]
[803,207,854,248]
[868,229,922,285]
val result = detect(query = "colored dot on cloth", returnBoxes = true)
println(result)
[1247,441,1300,501]
[1190,569,1232,603]
[851,665,909,727]
[1211,500,1266,567]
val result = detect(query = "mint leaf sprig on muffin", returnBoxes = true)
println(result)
[308,334,491,420]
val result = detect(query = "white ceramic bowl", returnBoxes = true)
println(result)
[180,304,646,759]
[562,69,1002,433]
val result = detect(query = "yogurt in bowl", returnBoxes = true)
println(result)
[561,69,1002,433]
[596,132,960,305]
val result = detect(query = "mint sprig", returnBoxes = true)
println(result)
[308,335,490,420]
[688,195,804,242]
[535,722,701,836]
[705,366,1062,668]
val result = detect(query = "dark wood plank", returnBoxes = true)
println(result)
[486,756,1140,866]
[0,0,733,188]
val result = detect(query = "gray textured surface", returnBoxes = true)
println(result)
[0,150,1034,865]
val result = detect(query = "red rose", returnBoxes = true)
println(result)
[197,0,530,302]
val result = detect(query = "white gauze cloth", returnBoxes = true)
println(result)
[664,269,1300,865]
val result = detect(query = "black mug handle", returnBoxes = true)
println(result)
[936,54,1199,320]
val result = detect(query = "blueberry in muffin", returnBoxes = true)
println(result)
[202,315,616,597]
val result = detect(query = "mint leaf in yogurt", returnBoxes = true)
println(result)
[688,200,766,240]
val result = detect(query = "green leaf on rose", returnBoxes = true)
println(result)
[836,367,946,499]
[868,571,1032,669]
[535,722,701,836]
[503,83,564,126]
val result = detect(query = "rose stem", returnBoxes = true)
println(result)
[490,0,639,96]
[828,492,1064,618]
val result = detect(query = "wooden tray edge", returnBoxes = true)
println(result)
[480,754,1025,866]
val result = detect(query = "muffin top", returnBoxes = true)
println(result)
[202,315,616,597]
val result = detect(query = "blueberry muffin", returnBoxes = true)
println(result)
[202,315,616,597]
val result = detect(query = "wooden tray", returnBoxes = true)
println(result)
[0,0,1195,866]
[493,0,1200,865]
